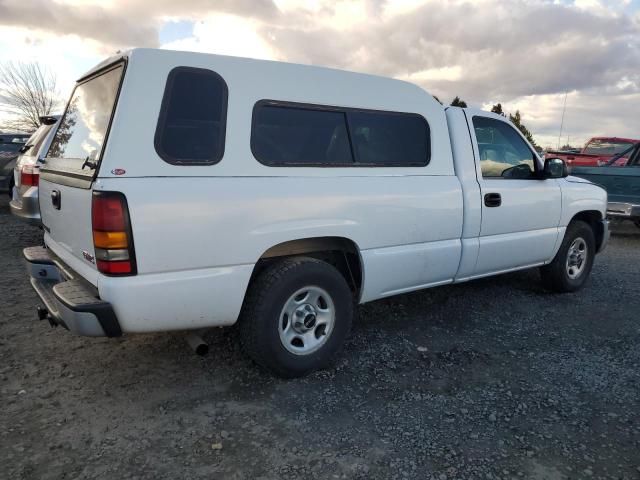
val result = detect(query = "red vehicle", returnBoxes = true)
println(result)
[546,137,640,167]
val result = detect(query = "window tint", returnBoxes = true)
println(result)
[155,67,227,165]
[0,144,20,164]
[252,105,352,165]
[473,116,536,179]
[348,111,429,165]
[251,101,430,167]
[48,65,123,166]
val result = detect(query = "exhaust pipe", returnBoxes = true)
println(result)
[185,331,209,356]
[36,306,57,328]
[37,306,48,321]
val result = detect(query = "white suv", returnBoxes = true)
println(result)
[10,115,60,224]
[24,49,608,377]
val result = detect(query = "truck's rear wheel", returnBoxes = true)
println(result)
[540,220,595,293]
[239,257,353,378]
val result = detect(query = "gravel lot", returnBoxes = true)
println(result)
[1,196,639,480]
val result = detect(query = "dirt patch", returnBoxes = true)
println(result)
[1,198,639,479]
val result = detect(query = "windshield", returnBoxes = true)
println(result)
[47,64,123,168]
[583,139,636,157]
[0,142,22,161]
[22,123,54,156]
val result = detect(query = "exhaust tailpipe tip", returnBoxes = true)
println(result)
[37,306,48,321]
[186,331,209,356]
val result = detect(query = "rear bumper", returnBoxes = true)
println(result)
[607,202,640,219]
[24,246,121,337]
[10,186,41,224]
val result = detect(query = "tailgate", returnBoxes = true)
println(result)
[39,62,125,285]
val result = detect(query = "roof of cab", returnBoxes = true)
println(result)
[78,48,441,110]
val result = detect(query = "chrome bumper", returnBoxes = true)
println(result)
[607,202,640,219]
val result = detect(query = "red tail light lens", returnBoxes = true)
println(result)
[96,260,132,275]
[21,165,39,186]
[92,195,126,231]
[92,192,136,276]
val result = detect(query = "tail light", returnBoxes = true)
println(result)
[21,164,39,186]
[91,191,137,275]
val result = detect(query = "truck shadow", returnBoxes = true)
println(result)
[609,221,640,238]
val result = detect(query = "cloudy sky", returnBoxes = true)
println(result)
[0,0,638,148]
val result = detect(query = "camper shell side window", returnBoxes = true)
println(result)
[154,66,228,165]
[251,100,431,167]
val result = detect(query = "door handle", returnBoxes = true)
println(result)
[484,192,501,207]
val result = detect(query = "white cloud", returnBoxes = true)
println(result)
[0,0,638,145]
[0,26,109,94]
[399,66,463,83]
[161,14,278,61]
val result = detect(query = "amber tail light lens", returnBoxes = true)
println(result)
[91,191,137,275]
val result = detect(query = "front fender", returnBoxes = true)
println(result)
[559,179,607,227]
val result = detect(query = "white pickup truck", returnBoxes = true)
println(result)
[25,49,609,377]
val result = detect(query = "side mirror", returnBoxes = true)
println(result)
[543,157,568,179]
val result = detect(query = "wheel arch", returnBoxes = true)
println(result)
[249,236,364,299]
[570,210,606,252]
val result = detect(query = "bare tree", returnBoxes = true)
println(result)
[0,62,59,133]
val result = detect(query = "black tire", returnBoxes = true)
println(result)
[238,257,353,378]
[540,220,595,293]
[634,219,640,229]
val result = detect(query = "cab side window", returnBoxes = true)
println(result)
[473,116,537,179]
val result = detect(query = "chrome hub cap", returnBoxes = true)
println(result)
[279,286,335,355]
[566,237,588,279]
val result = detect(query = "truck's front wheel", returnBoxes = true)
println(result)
[239,257,353,378]
[540,220,595,293]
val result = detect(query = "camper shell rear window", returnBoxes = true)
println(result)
[46,63,125,176]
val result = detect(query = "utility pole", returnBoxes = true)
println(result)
[557,91,568,150]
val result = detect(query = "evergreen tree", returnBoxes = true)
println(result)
[490,103,505,116]
[508,110,538,147]
[450,96,467,108]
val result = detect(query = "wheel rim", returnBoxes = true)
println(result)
[278,286,335,355]
[566,237,588,279]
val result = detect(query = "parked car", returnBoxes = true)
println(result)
[570,142,640,227]
[24,49,609,377]
[546,137,639,167]
[0,133,30,196]
[0,133,30,142]
[9,116,60,224]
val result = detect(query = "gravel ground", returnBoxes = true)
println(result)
[1,196,639,480]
